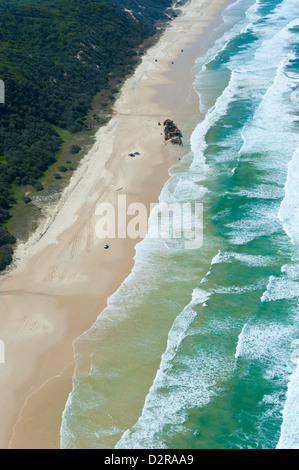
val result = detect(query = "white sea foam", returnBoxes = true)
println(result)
[270,8,299,449]
[190,0,265,170]
[261,275,299,303]
[60,390,77,449]
[115,288,220,449]
[233,184,284,200]
[234,321,296,363]
[191,16,298,213]
[212,250,275,267]
[193,0,260,113]
[190,68,244,174]
[235,323,247,359]
[224,201,282,245]
[277,362,299,449]
[212,279,265,295]
[95,426,124,440]
[279,147,299,245]
[275,144,299,447]
[211,250,222,265]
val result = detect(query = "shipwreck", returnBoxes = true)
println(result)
[163,119,182,145]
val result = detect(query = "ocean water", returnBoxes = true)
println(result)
[60,0,299,449]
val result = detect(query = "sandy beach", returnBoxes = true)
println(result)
[0,0,228,449]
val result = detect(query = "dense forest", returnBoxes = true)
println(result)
[0,0,176,271]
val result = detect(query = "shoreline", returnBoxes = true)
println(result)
[0,0,229,449]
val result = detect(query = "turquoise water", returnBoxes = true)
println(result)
[60,0,299,449]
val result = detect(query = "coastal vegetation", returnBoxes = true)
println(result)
[0,0,175,271]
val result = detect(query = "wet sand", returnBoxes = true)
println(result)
[0,0,228,449]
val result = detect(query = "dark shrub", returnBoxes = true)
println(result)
[69,145,81,154]
[58,165,68,172]
[34,182,44,192]
[0,227,16,246]
[23,196,32,204]
[0,245,13,271]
